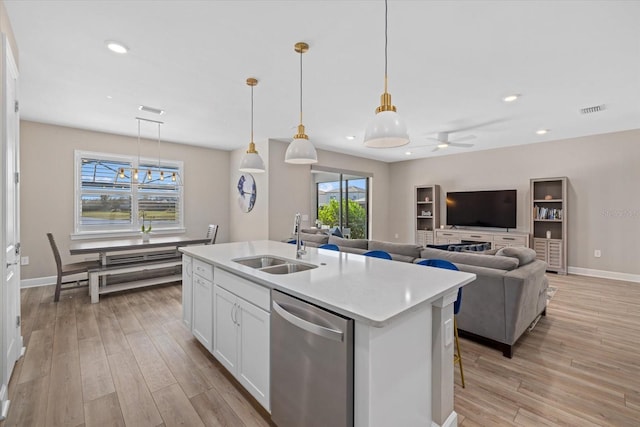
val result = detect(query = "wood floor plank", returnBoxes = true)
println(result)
[126,330,177,392]
[74,293,101,341]
[107,293,144,336]
[52,310,78,356]
[94,302,130,355]
[83,392,125,427]
[3,375,50,427]
[124,291,167,337]
[149,333,212,398]
[152,383,205,427]
[45,350,84,427]
[190,387,246,427]
[78,336,116,402]
[18,327,53,384]
[107,350,163,427]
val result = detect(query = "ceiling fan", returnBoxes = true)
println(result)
[426,131,476,152]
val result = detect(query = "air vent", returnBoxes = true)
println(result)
[138,105,165,115]
[579,104,605,115]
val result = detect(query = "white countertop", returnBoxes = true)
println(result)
[180,240,476,327]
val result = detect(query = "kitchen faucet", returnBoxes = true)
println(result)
[294,212,305,258]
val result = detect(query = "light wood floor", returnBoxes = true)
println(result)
[2,273,639,426]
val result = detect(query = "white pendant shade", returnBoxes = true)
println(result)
[363,110,410,148]
[285,137,318,164]
[239,151,265,173]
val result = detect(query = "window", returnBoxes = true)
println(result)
[75,151,183,236]
[313,167,370,239]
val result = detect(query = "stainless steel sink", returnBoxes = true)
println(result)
[259,262,317,275]
[231,255,318,274]
[232,255,289,269]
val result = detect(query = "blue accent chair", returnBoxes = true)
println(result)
[416,258,465,388]
[319,244,340,251]
[362,250,392,260]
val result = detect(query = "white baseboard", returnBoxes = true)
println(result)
[568,266,640,284]
[21,276,56,288]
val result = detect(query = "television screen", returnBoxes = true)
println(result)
[446,190,517,229]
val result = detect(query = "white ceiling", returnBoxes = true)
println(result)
[5,0,640,163]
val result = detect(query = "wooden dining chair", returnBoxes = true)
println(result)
[206,224,219,245]
[47,233,99,302]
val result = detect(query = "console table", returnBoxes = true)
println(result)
[434,229,529,249]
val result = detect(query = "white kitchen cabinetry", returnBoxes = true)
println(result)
[192,259,213,351]
[213,268,270,411]
[181,255,193,329]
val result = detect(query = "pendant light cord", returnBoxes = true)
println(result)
[250,84,254,142]
[157,122,161,167]
[137,119,141,166]
[384,0,388,92]
[299,47,303,125]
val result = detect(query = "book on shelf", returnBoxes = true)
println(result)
[533,205,562,220]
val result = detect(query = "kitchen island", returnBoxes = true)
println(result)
[180,240,475,427]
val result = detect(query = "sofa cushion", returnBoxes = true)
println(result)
[368,240,422,259]
[299,232,329,245]
[339,246,368,255]
[328,235,369,249]
[419,247,519,271]
[496,246,537,266]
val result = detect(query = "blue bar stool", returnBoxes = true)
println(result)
[362,250,392,260]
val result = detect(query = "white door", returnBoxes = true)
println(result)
[1,33,21,416]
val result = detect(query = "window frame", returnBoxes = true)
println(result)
[73,150,184,239]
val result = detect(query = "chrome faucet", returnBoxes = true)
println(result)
[294,212,306,258]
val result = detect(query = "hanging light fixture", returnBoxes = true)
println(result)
[285,42,318,164]
[120,117,182,186]
[363,0,409,148]
[239,77,266,173]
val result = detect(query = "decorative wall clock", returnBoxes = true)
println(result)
[237,173,257,213]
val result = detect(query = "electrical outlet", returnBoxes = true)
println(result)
[594,249,601,258]
[21,256,29,265]
[394,233,399,239]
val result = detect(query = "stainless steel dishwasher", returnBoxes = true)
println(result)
[271,289,354,427]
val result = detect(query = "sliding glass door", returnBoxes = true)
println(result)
[314,169,369,239]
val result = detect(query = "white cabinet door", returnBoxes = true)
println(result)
[181,255,193,329]
[192,274,213,351]
[213,285,238,374]
[237,298,270,411]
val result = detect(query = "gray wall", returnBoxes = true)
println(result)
[388,129,640,276]
[20,121,230,280]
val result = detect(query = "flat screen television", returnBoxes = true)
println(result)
[446,189,517,229]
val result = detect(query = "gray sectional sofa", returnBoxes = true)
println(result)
[299,230,548,357]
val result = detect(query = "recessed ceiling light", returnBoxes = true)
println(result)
[345,135,356,140]
[106,95,113,99]
[502,94,521,103]
[536,129,549,135]
[106,41,128,54]
[405,151,412,155]
[138,105,165,115]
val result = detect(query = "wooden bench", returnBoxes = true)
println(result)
[88,256,182,303]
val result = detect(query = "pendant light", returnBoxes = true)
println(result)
[363,0,409,148]
[285,42,318,164]
[239,77,266,173]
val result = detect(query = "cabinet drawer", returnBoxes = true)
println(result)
[494,235,528,246]
[458,232,492,241]
[436,231,457,238]
[215,268,270,312]
[193,259,214,281]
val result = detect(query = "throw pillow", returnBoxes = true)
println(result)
[331,227,343,238]
[496,246,537,266]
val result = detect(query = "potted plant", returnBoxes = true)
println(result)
[139,210,152,242]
